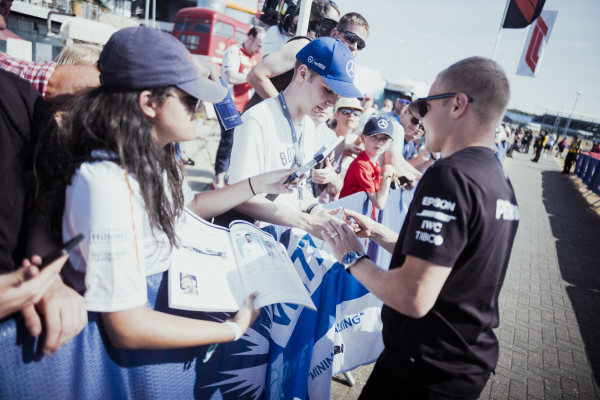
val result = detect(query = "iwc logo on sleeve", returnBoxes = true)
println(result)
[377,119,389,129]
[346,60,354,78]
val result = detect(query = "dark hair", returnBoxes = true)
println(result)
[248,25,266,38]
[35,86,184,246]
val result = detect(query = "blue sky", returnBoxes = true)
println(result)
[236,0,599,120]
[340,0,600,120]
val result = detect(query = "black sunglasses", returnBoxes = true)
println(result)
[340,108,362,117]
[417,93,474,117]
[407,109,420,126]
[168,93,200,113]
[338,29,366,50]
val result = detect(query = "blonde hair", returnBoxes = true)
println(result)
[336,12,369,35]
[54,44,102,66]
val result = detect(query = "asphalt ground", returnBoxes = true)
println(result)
[183,122,600,399]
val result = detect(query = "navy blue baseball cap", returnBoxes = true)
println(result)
[363,116,394,139]
[296,37,363,100]
[99,26,227,103]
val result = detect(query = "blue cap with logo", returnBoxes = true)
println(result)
[363,116,394,140]
[296,37,363,100]
[99,26,227,103]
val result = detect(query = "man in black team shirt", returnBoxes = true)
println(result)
[323,56,519,399]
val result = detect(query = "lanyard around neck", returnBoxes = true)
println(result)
[278,92,303,168]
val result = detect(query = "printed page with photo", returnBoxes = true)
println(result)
[229,221,316,310]
[169,210,316,312]
[169,211,246,312]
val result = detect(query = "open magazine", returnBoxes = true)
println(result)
[169,209,316,312]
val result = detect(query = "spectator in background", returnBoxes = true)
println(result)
[261,0,333,57]
[589,140,600,153]
[378,97,423,185]
[563,136,582,173]
[545,131,557,154]
[494,123,509,163]
[54,44,101,65]
[312,97,364,203]
[556,136,567,157]
[357,94,377,129]
[381,98,393,112]
[531,130,547,162]
[520,129,532,153]
[339,115,396,210]
[246,11,368,111]
[212,26,266,189]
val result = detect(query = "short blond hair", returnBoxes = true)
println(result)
[54,44,101,66]
[438,56,510,125]
[336,12,369,36]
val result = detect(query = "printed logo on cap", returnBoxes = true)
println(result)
[346,60,355,78]
[306,55,326,71]
[377,118,389,129]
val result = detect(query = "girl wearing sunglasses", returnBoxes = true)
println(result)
[312,98,364,203]
[33,27,298,351]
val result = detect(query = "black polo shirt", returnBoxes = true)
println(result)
[382,146,519,376]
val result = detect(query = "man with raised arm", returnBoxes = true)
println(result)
[245,12,369,111]
[323,56,519,399]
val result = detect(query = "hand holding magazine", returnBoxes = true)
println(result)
[169,210,316,312]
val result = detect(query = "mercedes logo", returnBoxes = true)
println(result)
[346,60,354,78]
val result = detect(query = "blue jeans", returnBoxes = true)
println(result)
[214,127,235,175]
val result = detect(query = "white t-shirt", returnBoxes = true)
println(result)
[262,25,291,56]
[62,152,194,312]
[228,97,318,211]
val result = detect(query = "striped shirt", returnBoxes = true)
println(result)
[0,52,56,98]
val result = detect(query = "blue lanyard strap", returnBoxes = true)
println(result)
[278,92,303,168]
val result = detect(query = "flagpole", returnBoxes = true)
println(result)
[492,0,511,59]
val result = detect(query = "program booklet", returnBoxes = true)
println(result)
[169,209,316,312]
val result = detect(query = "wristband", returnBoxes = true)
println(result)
[248,177,257,196]
[223,321,242,341]
[429,152,440,161]
[305,203,320,214]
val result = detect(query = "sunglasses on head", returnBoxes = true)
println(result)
[340,108,362,117]
[338,29,366,50]
[407,109,420,126]
[417,93,474,118]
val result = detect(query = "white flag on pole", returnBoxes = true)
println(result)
[516,10,558,77]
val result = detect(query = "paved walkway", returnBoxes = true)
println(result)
[183,123,600,398]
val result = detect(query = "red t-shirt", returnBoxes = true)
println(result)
[339,151,381,198]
